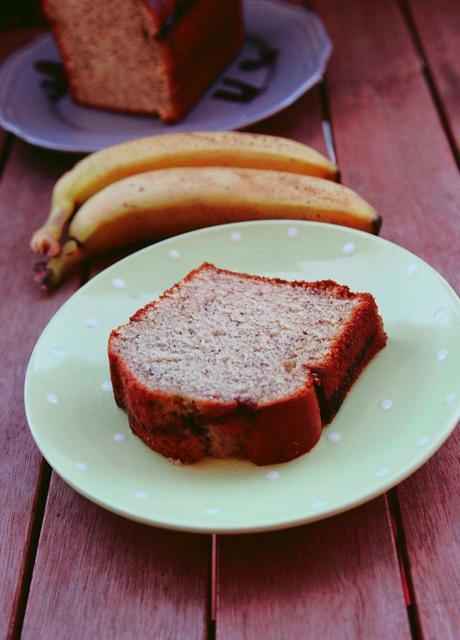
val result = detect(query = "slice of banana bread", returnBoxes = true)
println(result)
[108,263,386,465]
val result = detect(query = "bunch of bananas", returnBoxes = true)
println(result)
[31,131,381,289]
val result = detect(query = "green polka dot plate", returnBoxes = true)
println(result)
[25,221,460,533]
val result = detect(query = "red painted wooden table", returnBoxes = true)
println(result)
[1,1,459,638]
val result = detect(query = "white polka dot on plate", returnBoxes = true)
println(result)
[436,349,448,361]
[168,249,181,261]
[101,380,112,392]
[205,507,220,515]
[134,491,148,499]
[375,468,390,478]
[51,347,64,358]
[266,470,279,480]
[434,307,448,321]
[342,242,355,255]
[112,277,125,289]
[46,393,58,404]
[311,500,326,509]
[327,432,341,443]
[407,264,419,276]
[114,433,126,442]
[287,227,299,239]
[75,462,87,470]
[445,392,457,404]
[379,399,393,410]
[416,437,430,447]
[230,231,241,243]
[84,317,98,328]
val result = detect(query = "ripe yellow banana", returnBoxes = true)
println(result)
[34,167,380,290]
[30,131,337,257]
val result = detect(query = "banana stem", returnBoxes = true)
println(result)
[30,199,74,257]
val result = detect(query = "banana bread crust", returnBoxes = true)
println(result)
[110,358,322,465]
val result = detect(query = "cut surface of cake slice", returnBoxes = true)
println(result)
[108,263,387,465]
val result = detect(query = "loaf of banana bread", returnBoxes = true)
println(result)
[43,0,244,122]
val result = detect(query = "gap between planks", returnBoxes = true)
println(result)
[387,490,423,640]
[396,0,460,169]
[318,81,339,170]
[208,535,217,640]
[8,460,52,640]
[0,133,13,183]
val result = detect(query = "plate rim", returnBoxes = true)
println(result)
[24,220,460,533]
[0,0,332,153]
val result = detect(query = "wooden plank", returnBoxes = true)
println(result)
[218,502,410,639]
[0,137,80,639]
[310,0,460,636]
[396,431,460,640]
[311,0,460,287]
[404,0,460,157]
[22,477,210,639]
[250,86,327,153]
[216,88,410,640]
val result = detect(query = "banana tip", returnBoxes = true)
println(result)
[372,214,383,235]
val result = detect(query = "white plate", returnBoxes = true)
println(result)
[0,0,332,152]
